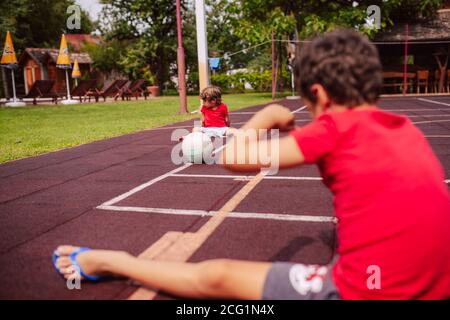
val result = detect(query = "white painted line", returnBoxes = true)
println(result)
[100,164,192,206]
[97,205,337,223]
[145,125,193,131]
[406,115,450,118]
[170,173,322,181]
[383,108,449,112]
[292,105,307,113]
[417,98,450,107]
[412,119,450,125]
[425,135,450,138]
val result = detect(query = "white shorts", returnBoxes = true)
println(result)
[200,127,229,138]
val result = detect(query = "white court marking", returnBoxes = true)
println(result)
[100,164,192,206]
[292,105,307,113]
[407,115,450,118]
[170,173,322,181]
[412,119,450,125]
[97,205,336,223]
[417,98,450,107]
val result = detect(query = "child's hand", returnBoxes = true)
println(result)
[263,104,295,131]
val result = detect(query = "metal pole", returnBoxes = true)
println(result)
[11,68,17,102]
[195,0,209,92]
[291,71,295,97]
[403,23,408,96]
[176,0,188,114]
[65,69,71,100]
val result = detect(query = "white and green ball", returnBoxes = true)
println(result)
[182,132,214,164]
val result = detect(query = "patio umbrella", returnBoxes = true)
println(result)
[1,31,25,107]
[71,58,81,87]
[56,34,78,104]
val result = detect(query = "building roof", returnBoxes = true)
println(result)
[19,48,93,66]
[65,34,101,52]
[374,9,450,42]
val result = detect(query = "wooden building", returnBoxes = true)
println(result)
[18,48,93,94]
[374,8,450,93]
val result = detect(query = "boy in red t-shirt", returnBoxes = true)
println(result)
[53,30,450,300]
[193,86,232,138]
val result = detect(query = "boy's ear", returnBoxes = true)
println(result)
[310,84,330,110]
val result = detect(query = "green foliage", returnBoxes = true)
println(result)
[211,70,288,93]
[225,0,444,41]
[98,0,182,90]
[0,0,93,52]
[84,39,125,74]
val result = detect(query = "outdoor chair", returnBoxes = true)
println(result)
[71,79,98,102]
[86,79,129,102]
[416,70,429,94]
[121,79,149,100]
[21,80,58,105]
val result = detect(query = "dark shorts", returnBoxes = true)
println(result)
[262,258,340,300]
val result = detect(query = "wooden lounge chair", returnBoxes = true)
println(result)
[71,79,98,102]
[116,80,132,101]
[121,79,149,100]
[21,80,58,105]
[86,79,129,102]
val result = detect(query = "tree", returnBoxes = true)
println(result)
[225,0,443,43]
[0,0,93,51]
[98,0,187,91]
[0,0,93,98]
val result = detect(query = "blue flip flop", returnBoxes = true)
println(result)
[52,247,103,282]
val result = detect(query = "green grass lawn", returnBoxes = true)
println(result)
[0,93,277,163]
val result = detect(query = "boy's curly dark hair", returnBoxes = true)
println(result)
[200,86,222,104]
[296,29,382,107]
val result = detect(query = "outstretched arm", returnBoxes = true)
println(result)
[221,104,304,172]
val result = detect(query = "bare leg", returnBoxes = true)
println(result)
[55,246,271,299]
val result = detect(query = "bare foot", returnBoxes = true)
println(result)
[54,245,122,280]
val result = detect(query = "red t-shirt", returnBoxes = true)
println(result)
[201,103,228,128]
[289,108,450,300]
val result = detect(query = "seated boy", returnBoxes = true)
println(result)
[52,29,450,299]
[194,85,232,138]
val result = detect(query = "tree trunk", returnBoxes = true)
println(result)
[434,46,449,93]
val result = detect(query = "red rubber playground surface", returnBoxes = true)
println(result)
[0,96,449,300]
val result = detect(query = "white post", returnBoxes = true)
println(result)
[5,68,25,107]
[11,69,17,102]
[65,69,71,100]
[195,0,209,92]
[291,72,295,97]
[60,69,78,104]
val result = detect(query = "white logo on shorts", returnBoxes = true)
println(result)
[289,264,328,295]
